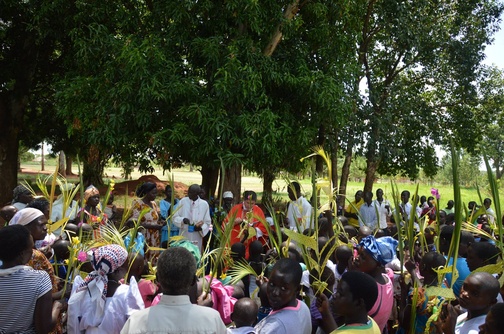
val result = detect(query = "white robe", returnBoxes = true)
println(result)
[173,197,211,252]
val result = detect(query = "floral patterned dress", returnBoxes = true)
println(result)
[28,249,63,334]
[131,199,161,259]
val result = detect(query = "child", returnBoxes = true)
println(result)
[254,258,312,334]
[334,245,352,291]
[440,226,474,297]
[228,297,258,334]
[51,239,71,281]
[354,235,397,333]
[398,251,446,333]
[478,302,504,334]
[442,272,499,334]
[316,271,381,333]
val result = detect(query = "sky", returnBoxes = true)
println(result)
[483,15,504,69]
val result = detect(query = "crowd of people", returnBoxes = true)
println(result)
[1,181,504,334]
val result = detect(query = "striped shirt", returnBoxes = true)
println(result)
[0,266,52,333]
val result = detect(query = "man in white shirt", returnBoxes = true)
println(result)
[359,191,377,230]
[286,182,313,232]
[173,184,211,252]
[121,247,226,334]
[397,190,419,231]
[484,198,496,223]
[373,188,390,229]
[50,184,78,224]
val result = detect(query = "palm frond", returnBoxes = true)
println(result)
[227,260,261,285]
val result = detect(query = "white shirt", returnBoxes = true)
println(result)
[394,202,419,231]
[287,196,313,231]
[359,202,378,229]
[455,312,486,334]
[173,197,211,252]
[51,197,78,222]
[373,199,390,229]
[121,295,226,334]
[486,207,496,223]
[12,202,27,211]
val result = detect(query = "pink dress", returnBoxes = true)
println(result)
[368,268,394,332]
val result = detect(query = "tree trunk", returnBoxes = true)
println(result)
[41,142,45,171]
[262,169,275,206]
[339,140,353,208]
[0,94,25,206]
[0,122,20,206]
[200,164,219,199]
[59,151,66,177]
[221,163,242,204]
[82,145,106,187]
[364,121,380,193]
[263,0,301,56]
[66,155,74,176]
[364,159,378,193]
[330,139,339,192]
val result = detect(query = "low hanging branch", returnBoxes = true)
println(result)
[263,0,301,57]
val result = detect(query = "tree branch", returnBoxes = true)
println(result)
[263,0,301,57]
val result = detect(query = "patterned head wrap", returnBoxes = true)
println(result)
[359,236,398,266]
[76,244,128,299]
[84,186,100,202]
[12,185,31,202]
[69,244,128,330]
[9,208,45,226]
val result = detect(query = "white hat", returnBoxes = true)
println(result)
[9,208,45,226]
[223,191,234,199]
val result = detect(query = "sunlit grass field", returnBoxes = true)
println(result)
[20,159,500,212]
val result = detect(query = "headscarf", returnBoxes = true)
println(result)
[12,185,30,202]
[359,236,398,266]
[136,182,156,197]
[84,185,100,202]
[68,244,128,330]
[9,208,44,226]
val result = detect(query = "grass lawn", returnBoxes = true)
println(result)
[19,160,501,213]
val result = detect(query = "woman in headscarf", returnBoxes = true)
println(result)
[0,225,65,333]
[353,235,398,333]
[9,208,66,334]
[130,182,163,259]
[11,184,34,210]
[68,244,144,334]
[78,185,107,239]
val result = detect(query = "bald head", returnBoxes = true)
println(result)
[0,205,17,227]
[232,297,258,327]
[187,184,201,201]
